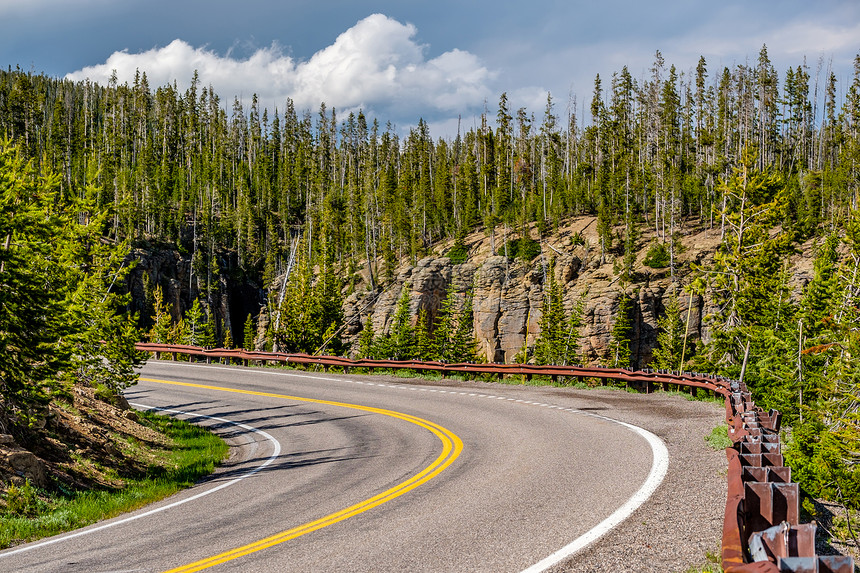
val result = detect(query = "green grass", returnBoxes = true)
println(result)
[705,423,733,451]
[685,549,722,572]
[0,409,228,549]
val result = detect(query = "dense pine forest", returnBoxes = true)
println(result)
[1,46,859,520]
[2,49,857,285]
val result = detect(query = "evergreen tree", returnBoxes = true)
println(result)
[356,314,376,359]
[148,285,173,344]
[243,313,256,350]
[606,292,634,368]
[313,240,344,354]
[223,324,234,349]
[534,260,577,366]
[200,309,216,349]
[431,285,457,361]
[0,139,140,429]
[387,285,415,360]
[450,291,479,363]
[184,299,205,347]
[273,236,344,354]
[697,148,796,409]
[651,289,685,370]
[414,308,434,361]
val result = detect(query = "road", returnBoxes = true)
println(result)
[0,360,704,572]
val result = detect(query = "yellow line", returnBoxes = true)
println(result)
[139,377,464,573]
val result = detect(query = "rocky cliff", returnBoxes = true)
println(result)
[339,215,818,365]
[124,247,265,345]
[126,216,818,367]
[341,216,722,366]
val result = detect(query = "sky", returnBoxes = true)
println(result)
[3,0,860,138]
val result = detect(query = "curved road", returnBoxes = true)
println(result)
[1,361,672,572]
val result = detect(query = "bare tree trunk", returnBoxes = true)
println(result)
[739,338,751,385]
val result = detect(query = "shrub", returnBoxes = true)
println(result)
[3,481,41,517]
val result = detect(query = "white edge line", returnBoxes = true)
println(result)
[0,404,282,558]
[519,416,670,573]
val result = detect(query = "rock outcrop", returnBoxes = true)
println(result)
[126,216,820,366]
[125,247,265,345]
[0,435,48,488]
[340,217,717,366]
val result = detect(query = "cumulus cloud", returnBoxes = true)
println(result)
[66,14,496,125]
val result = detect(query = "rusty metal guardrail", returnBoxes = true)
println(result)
[135,343,855,572]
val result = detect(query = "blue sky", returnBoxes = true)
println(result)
[3,0,859,138]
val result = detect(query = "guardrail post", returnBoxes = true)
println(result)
[743,482,799,534]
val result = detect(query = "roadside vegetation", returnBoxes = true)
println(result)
[0,139,229,548]
[0,408,227,548]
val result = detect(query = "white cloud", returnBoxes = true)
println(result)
[65,14,496,126]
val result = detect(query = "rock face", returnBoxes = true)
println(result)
[125,217,817,365]
[125,248,265,345]
[0,440,48,488]
[341,245,709,366]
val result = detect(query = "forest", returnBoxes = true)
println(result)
[0,46,859,518]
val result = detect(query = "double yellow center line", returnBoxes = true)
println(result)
[140,378,464,573]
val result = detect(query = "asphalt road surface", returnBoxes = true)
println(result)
[0,360,688,572]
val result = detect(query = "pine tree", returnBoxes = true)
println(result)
[200,309,216,349]
[698,148,796,407]
[606,292,634,368]
[149,285,173,344]
[223,324,234,349]
[243,313,256,350]
[534,261,569,366]
[450,291,479,363]
[313,240,344,353]
[652,289,685,370]
[799,235,840,339]
[431,284,457,361]
[414,308,433,361]
[0,139,141,429]
[356,314,376,359]
[386,285,415,360]
[184,299,205,347]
